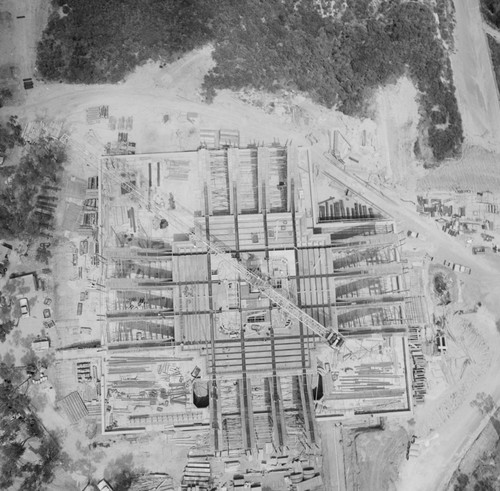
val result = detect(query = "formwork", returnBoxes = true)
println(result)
[98,140,413,447]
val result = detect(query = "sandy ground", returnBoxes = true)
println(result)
[414,0,500,197]
[0,0,51,102]
[396,306,500,491]
[355,425,408,491]
[447,408,500,489]
[311,147,500,490]
[319,421,346,491]
[417,144,500,192]
[375,77,425,193]
[450,0,500,151]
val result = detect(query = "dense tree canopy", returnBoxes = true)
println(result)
[204,0,462,160]
[0,138,66,237]
[487,34,500,98]
[0,116,23,157]
[37,0,215,83]
[481,0,500,28]
[0,378,66,489]
[37,0,462,161]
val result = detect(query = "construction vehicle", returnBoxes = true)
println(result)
[99,159,346,350]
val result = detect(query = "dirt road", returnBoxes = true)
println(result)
[450,0,500,150]
[313,150,500,490]
[397,343,500,491]
[319,421,347,491]
[316,149,498,278]
[0,0,51,98]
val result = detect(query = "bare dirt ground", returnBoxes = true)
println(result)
[417,144,500,193]
[446,410,500,490]
[403,0,500,198]
[0,0,51,103]
[412,0,500,212]
[354,424,408,491]
[319,421,346,491]
[450,0,500,152]
[374,77,425,193]
[395,278,500,491]
[393,3,500,486]
[313,148,500,490]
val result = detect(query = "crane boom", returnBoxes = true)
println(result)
[99,157,345,349]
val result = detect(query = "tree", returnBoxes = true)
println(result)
[0,88,13,108]
[470,392,496,415]
[36,0,462,162]
[0,457,17,488]
[454,473,469,491]
[0,376,68,489]
[0,320,15,342]
[481,0,500,27]
[474,480,495,491]
[3,441,26,461]
[105,454,145,491]
[37,0,216,83]
[0,115,23,156]
[0,137,66,238]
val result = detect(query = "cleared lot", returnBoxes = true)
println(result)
[450,0,500,150]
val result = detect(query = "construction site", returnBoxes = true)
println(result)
[91,129,415,488]
[4,0,500,488]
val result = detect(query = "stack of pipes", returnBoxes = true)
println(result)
[238,148,259,212]
[408,326,427,403]
[249,381,267,412]
[279,376,294,409]
[336,364,400,388]
[253,414,273,447]
[171,429,210,447]
[181,458,211,490]
[209,150,230,212]
[220,380,239,412]
[221,416,243,451]
[268,147,287,211]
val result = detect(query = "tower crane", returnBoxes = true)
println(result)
[97,155,345,350]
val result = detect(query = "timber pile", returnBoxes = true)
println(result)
[181,459,211,490]
[409,326,427,404]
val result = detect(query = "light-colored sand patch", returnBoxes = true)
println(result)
[375,77,423,192]
[450,0,500,150]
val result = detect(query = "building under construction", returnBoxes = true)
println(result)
[97,135,413,458]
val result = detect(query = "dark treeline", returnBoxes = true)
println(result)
[204,0,463,161]
[487,34,500,92]
[37,0,462,161]
[0,137,65,237]
[0,363,66,489]
[482,0,500,28]
[37,0,214,83]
